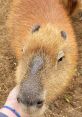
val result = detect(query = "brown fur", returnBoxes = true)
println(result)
[61,0,82,15]
[7,0,79,117]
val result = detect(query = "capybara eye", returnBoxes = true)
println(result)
[61,31,67,40]
[32,24,41,33]
[57,51,65,62]
[58,56,64,62]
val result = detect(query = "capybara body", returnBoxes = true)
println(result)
[7,0,79,117]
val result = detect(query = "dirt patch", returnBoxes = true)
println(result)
[0,0,82,117]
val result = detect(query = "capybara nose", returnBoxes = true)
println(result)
[17,97,44,108]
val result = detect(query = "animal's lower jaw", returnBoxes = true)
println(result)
[23,110,45,117]
[29,113,44,117]
[21,107,45,117]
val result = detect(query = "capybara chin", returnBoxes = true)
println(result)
[7,0,80,117]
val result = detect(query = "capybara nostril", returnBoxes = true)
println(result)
[17,97,22,103]
[26,99,44,108]
[36,100,44,108]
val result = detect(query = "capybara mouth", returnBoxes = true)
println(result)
[18,101,46,117]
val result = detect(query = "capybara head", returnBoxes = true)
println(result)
[7,0,81,116]
[16,24,77,116]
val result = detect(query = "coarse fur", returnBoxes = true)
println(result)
[6,0,80,117]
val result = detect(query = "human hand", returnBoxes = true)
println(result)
[0,86,29,117]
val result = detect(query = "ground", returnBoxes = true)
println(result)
[0,0,82,117]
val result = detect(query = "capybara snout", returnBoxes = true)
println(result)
[17,77,44,109]
[17,55,44,108]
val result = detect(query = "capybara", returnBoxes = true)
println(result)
[7,0,81,117]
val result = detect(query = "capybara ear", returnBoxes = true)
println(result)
[61,0,82,15]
